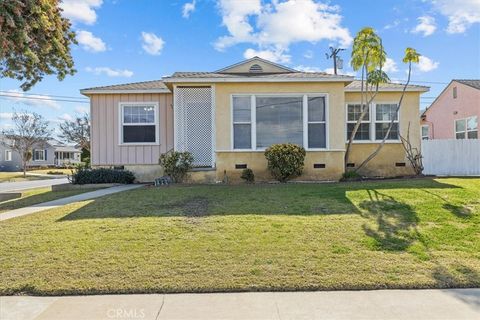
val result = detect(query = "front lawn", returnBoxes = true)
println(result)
[0,187,103,214]
[0,178,479,295]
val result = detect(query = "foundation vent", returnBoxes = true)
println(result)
[235,164,248,169]
[313,163,326,169]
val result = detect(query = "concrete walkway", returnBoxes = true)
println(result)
[0,177,69,193]
[0,184,143,221]
[1,289,479,320]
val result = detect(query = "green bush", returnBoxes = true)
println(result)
[264,143,306,182]
[71,168,135,184]
[240,168,255,183]
[159,151,194,183]
[47,170,64,175]
[341,170,362,181]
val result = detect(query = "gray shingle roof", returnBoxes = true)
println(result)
[345,80,429,92]
[455,79,480,90]
[167,71,353,80]
[81,80,170,94]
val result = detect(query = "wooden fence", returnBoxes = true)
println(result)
[422,139,480,176]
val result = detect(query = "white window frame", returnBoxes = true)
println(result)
[455,116,478,140]
[345,102,401,143]
[230,93,329,151]
[421,125,429,140]
[118,102,159,146]
[33,149,46,161]
[345,103,371,142]
[4,150,12,161]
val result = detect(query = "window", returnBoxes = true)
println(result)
[453,86,457,99]
[232,94,327,150]
[120,103,158,144]
[421,125,429,140]
[33,149,46,161]
[232,96,252,149]
[4,150,12,161]
[375,104,399,140]
[456,116,478,139]
[346,104,370,140]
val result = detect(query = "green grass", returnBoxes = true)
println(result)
[0,172,53,182]
[0,187,102,214]
[0,178,479,295]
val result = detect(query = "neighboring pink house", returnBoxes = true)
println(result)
[421,80,479,140]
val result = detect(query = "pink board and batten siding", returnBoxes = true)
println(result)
[90,93,173,166]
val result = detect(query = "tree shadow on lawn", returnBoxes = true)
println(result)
[57,178,459,222]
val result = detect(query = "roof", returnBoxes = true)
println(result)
[345,80,429,92]
[81,80,170,95]
[163,71,353,83]
[454,79,480,90]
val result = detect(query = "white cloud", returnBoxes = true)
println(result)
[182,0,196,18]
[2,90,61,110]
[428,0,480,33]
[384,19,400,30]
[417,56,439,72]
[58,113,74,122]
[304,50,314,59]
[85,67,133,77]
[141,32,165,55]
[60,0,103,25]
[215,0,352,58]
[411,16,437,36]
[383,58,399,73]
[244,47,291,63]
[75,106,89,114]
[76,30,106,52]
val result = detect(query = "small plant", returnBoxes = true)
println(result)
[240,168,254,183]
[159,151,194,183]
[71,167,135,184]
[47,170,64,175]
[264,143,306,182]
[341,170,362,181]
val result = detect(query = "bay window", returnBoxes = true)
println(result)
[232,94,327,150]
[120,103,158,144]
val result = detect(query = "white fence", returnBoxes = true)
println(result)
[422,139,480,176]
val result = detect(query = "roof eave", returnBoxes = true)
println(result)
[345,88,430,93]
[80,89,171,95]
[162,77,354,83]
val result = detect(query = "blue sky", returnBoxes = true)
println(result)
[1,0,479,135]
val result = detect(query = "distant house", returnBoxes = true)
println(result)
[421,80,479,140]
[0,136,82,172]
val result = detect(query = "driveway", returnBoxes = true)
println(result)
[1,289,479,320]
[0,177,69,193]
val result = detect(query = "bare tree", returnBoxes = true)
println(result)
[400,122,423,175]
[2,111,51,177]
[58,113,90,151]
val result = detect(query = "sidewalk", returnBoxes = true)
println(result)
[0,184,143,221]
[1,289,479,320]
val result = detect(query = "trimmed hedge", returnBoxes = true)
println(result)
[264,143,306,182]
[71,168,135,185]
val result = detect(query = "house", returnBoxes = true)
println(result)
[0,136,82,171]
[421,80,479,140]
[81,57,429,182]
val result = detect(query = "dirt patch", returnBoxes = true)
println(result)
[182,197,210,217]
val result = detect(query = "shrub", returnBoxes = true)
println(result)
[47,170,65,175]
[71,168,135,184]
[240,168,255,183]
[341,170,362,181]
[159,151,194,183]
[264,143,306,182]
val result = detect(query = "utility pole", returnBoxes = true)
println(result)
[326,47,345,75]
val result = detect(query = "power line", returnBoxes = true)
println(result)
[0,90,88,100]
[0,94,89,104]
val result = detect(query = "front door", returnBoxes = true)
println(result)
[174,86,214,167]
